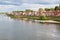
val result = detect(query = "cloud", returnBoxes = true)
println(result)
[0,0,59,12]
[19,3,59,10]
[0,3,58,12]
[38,0,59,4]
[0,0,20,5]
[21,0,59,4]
[0,0,59,5]
[0,5,18,12]
[3,1,20,4]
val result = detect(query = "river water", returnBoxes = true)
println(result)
[0,14,60,40]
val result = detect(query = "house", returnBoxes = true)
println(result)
[54,10,60,16]
[11,11,23,16]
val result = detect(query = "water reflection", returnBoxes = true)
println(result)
[0,14,60,40]
[36,24,60,40]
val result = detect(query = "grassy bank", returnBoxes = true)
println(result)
[6,14,19,19]
[6,14,60,22]
[47,16,60,22]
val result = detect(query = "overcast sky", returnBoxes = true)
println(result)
[0,0,59,12]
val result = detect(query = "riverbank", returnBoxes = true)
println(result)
[34,20,60,24]
[6,14,60,24]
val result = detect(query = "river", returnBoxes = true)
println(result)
[0,14,60,40]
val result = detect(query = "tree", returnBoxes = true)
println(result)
[25,9,33,12]
[45,8,50,11]
[39,8,43,12]
[54,6,59,10]
[50,8,54,11]
[38,8,43,16]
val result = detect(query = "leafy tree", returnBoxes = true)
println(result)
[39,8,43,11]
[45,8,50,11]
[25,9,33,12]
[38,8,43,16]
[54,6,59,10]
[50,8,54,11]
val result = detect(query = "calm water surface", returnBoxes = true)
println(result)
[0,14,60,40]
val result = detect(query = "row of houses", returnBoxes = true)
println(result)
[43,10,60,16]
[10,10,60,16]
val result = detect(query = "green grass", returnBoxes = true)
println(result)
[6,14,60,22]
[6,14,19,19]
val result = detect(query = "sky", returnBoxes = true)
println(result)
[0,0,59,12]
